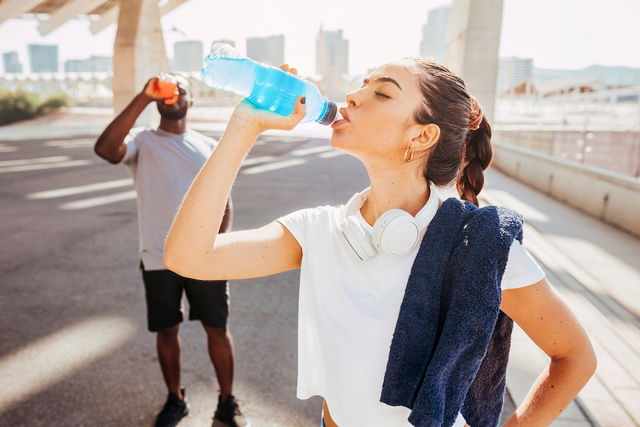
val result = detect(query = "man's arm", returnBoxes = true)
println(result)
[94,78,169,164]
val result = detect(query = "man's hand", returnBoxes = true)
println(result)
[95,75,177,164]
[141,75,179,103]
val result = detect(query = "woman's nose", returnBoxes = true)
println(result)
[345,91,358,107]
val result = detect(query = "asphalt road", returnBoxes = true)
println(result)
[5,119,637,426]
[0,132,369,427]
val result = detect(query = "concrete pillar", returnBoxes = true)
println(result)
[113,0,170,124]
[443,0,503,122]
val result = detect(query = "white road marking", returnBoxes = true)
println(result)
[318,151,345,158]
[242,159,306,175]
[242,155,278,166]
[26,178,133,200]
[0,144,17,153]
[45,139,94,149]
[59,190,137,210]
[291,145,332,156]
[0,160,90,174]
[0,316,135,413]
[0,155,70,167]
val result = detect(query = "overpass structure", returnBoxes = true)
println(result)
[0,0,190,115]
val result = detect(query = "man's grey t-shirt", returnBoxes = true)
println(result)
[122,127,216,271]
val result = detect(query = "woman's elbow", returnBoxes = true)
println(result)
[162,252,181,274]
[162,249,190,276]
[583,344,598,378]
[163,251,205,280]
[555,339,598,382]
[578,332,598,377]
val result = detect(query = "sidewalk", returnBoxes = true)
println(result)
[0,109,112,141]
[481,168,640,427]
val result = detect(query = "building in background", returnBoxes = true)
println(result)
[2,51,22,73]
[28,44,58,73]
[497,56,534,93]
[211,39,235,48]
[533,64,640,86]
[246,34,284,66]
[173,40,203,72]
[315,27,351,101]
[419,6,449,62]
[316,27,349,77]
[64,56,112,73]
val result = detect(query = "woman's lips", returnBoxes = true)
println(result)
[339,108,351,122]
[332,108,351,129]
[331,118,349,129]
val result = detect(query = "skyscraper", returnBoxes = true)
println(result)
[28,44,58,73]
[419,6,450,63]
[497,57,534,93]
[316,27,349,76]
[173,40,204,72]
[2,51,22,73]
[64,56,112,73]
[246,35,284,66]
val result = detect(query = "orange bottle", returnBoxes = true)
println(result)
[153,74,179,104]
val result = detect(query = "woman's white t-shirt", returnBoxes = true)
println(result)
[275,188,545,427]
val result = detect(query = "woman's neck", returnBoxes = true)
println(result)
[360,164,430,227]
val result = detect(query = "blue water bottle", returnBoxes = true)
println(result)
[201,43,338,125]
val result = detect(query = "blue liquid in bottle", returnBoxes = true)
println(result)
[201,43,337,125]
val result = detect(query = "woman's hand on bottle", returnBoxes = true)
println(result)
[228,64,307,136]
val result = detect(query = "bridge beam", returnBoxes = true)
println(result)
[444,0,504,122]
[112,0,170,124]
[90,0,189,34]
[37,0,105,36]
[0,0,45,25]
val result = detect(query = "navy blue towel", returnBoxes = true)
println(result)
[380,197,523,427]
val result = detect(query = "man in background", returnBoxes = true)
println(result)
[94,74,247,427]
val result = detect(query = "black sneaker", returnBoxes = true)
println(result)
[213,394,250,427]
[154,387,189,427]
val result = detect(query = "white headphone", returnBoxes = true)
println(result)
[337,182,439,261]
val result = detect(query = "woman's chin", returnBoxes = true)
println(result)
[329,132,349,149]
[329,138,359,158]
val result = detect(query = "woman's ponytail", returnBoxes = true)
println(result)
[407,59,494,204]
[456,116,492,206]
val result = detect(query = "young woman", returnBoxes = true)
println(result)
[163,58,596,427]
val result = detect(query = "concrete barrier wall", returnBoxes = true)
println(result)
[493,129,640,178]
[492,141,640,238]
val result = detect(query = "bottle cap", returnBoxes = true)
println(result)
[319,101,338,125]
[208,42,244,60]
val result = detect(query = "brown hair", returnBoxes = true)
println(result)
[405,58,493,206]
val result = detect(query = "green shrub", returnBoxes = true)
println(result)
[0,89,70,126]
[37,93,70,115]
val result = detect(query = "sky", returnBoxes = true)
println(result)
[0,0,638,76]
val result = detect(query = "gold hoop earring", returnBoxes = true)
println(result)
[404,146,414,162]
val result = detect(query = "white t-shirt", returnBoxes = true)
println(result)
[276,186,545,427]
[122,127,217,270]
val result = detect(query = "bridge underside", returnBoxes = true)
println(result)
[0,0,189,119]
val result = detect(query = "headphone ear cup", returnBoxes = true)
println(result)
[340,216,377,261]
[372,209,420,257]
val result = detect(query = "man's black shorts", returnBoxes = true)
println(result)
[140,261,229,332]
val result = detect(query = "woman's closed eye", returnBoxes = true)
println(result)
[358,81,391,99]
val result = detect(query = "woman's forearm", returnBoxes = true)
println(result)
[163,118,260,274]
[504,355,596,426]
